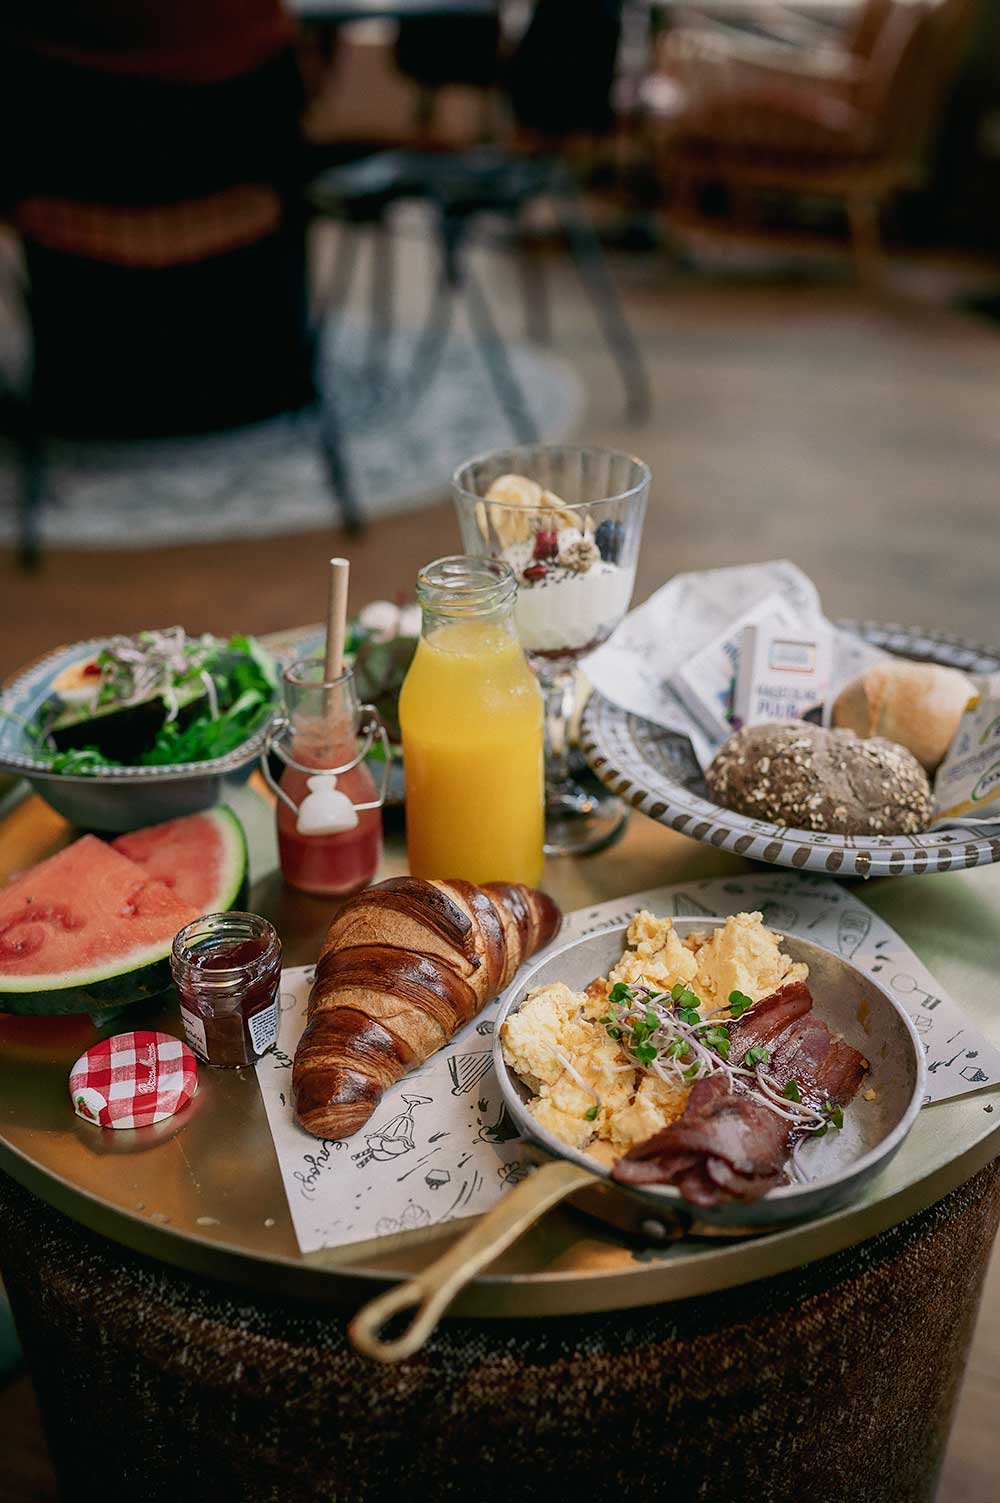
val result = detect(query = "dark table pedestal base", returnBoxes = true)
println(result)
[2,1163,998,1503]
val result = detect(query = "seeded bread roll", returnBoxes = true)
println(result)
[706,721,934,836]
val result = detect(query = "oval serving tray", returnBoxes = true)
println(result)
[581,621,1000,879]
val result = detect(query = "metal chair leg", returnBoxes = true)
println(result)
[551,178,652,424]
[316,384,363,537]
[14,402,45,569]
[311,222,360,347]
[402,255,455,408]
[364,221,394,394]
[308,221,365,533]
[515,228,552,345]
[463,262,539,444]
[398,211,465,414]
[457,219,539,445]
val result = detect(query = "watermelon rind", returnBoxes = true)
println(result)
[0,942,179,1016]
[0,806,250,1016]
[200,805,249,912]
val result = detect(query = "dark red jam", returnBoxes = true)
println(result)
[171,914,282,1068]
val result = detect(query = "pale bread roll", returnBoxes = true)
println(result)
[832,660,975,772]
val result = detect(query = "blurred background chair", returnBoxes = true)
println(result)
[306,0,652,438]
[0,0,360,565]
[645,0,980,284]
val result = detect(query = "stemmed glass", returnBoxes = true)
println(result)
[453,443,649,856]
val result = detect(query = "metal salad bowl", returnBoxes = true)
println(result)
[350,918,925,1362]
[0,639,275,833]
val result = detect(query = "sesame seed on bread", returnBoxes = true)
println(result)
[706,721,934,836]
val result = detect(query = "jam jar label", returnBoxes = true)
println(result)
[248,999,279,1058]
[179,1007,209,1061]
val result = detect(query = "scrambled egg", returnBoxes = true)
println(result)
[500,910,808,1162]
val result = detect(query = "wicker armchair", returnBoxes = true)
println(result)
[648,0,978,283]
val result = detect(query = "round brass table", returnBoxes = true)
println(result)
[0,781,998,1314]
[1,782,999,1502]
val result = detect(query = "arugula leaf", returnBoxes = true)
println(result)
[37,634,278,771]
[48,746,114,775]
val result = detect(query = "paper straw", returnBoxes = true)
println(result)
[325,557,350,682]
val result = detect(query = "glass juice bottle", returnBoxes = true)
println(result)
[275,659,382,896]
[398,555,544,886]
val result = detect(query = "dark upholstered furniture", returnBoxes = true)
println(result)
[2,1160,997,1502]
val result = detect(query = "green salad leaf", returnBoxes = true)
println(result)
[35,632,277,774]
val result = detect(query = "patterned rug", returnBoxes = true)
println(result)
[0,318,581,549]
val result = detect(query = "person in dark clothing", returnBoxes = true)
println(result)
[2,1,313,435]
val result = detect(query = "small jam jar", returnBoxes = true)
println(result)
[170,913,282,1068]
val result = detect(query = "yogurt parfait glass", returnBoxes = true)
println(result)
[453,443,649,856]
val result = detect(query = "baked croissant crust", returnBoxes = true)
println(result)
[293,877,562,1139]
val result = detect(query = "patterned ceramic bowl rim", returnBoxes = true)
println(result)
[0,636,275,785]
[581,620,1000,879]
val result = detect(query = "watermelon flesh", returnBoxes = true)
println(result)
[0,837,197,1015]
[111,806,247,913]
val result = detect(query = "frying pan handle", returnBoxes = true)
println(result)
[348,1159,595,1363]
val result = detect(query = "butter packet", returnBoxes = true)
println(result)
[733,617,832,730]
[933,673,1000,822]
[669,593,802,743]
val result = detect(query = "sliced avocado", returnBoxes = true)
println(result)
[45,680,209,760]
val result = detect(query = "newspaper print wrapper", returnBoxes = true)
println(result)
[584,559,1000,835]
[256,871,1000,1254]
[932,670,1000,829]
[585,560,888,768]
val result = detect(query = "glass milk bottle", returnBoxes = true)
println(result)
[266,658,386,897]
[398,556,544,886]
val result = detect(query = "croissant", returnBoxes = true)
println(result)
[293,876,562,1139]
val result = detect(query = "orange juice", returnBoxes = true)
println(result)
[400,616,544,886]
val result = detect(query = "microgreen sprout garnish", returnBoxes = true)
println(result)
[554,1049,601,1114]
[703,1025,731,1060]
[812,1101,845,1139]
[597,981,842,1150]
[584,1104,600,1121]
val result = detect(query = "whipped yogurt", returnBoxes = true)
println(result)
[505,535,634,658]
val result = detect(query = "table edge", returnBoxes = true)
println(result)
[3,1116,998,1316]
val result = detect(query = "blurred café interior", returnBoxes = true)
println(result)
[2,1,1000,1499]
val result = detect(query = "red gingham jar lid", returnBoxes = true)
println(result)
[70,1030,198,1130]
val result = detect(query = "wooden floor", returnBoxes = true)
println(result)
[7,234,1000,671]
[3,227,1000,1496]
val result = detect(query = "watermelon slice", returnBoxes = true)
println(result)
[111,807,248,914]
[0,837,198,1015]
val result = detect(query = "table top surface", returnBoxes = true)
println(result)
[2,764,999,1317]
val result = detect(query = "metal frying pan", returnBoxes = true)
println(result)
[350,918,926,1361]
